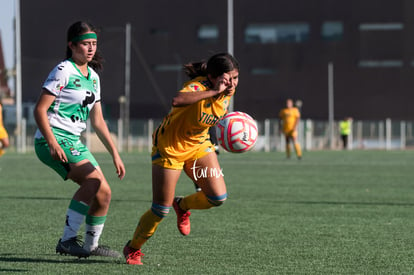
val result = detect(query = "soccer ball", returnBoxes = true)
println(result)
[216,111,258,153]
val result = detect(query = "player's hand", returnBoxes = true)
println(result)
[220,73,236,96]
[49,143,68,163]
[113,154,126,180]
[214,73,230,94]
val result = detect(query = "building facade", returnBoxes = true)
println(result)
[20,0,414,120]
[0,34,10,98]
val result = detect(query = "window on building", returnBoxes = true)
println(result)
[358,60,403,68]
[359,23,403,31]
[250,67,277,75]
[321,21,343,41]
[198,25,219,42]
[245,23,310,44]
[154,64,182,72]
[150,28,170,36]
[358,22,404,67]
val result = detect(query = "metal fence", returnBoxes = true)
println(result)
[3,118,414,153]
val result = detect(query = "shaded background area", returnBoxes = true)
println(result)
[19,0,414,120]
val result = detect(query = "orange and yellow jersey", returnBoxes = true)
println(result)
[153,76,232,162]
[279,107,300,133]
[0,104,3,128]
[0,104,8,139]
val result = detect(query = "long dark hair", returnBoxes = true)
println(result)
[66,21,104,71]
[183,53,239,79]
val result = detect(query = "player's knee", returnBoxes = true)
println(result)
[91,178,111,207]
[207,193,227,207]
[151,203,171,218]
[82,173,111,205]
[98,182,112,203]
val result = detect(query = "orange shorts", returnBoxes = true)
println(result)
[0,126,8,139]
[283,129,297,138]
[152,140,216,170]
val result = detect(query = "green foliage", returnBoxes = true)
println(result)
[1,150,414,274]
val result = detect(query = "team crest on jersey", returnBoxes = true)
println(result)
[189,84,200,91]
[55,83,64,92]
[69,148,81,156]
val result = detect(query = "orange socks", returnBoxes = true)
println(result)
[130,209,162,249]
[180,192,215,210]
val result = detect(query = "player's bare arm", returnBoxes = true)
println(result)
[172,74,230,107]
[33,89,68,162]
[172,90,220,107]
[90,102,125,179]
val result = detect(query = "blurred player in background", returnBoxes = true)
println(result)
[33,21,125,258]
[0,100,9,157]
[123,53,239,265]
[279,98,302,159]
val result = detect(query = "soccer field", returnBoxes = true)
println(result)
[1,150,414,274]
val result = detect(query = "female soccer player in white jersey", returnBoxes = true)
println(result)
[34,21,125,258]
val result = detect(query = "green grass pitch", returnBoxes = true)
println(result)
[1,150,414,274]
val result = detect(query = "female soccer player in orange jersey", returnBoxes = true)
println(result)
[279,98,302,159]
[123,53,240,265]
[0,101,9,157]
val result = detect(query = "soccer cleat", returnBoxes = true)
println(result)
[123,241,144,265]
[172,197,191,236]
[56,237,90,258]
[90,245,121,258]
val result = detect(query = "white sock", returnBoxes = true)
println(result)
[83,223,104,252]
[61,209,85,242]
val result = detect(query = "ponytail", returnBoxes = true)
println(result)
[183,53,239,79]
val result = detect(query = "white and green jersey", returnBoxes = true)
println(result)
[35,59,101,137]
